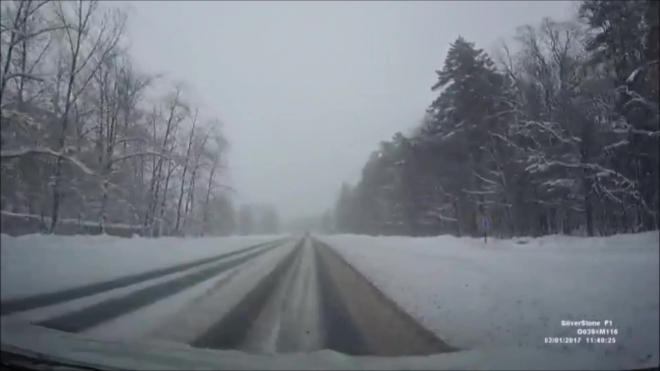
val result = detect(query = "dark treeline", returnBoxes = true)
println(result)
[333,1,659,238]
[237,203,280,236]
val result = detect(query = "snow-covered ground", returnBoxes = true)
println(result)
[0,233,285,299]
[1,232,658,369]
[320,232,659,368]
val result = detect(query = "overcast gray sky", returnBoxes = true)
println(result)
[122,1,575,222]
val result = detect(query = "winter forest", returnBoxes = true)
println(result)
[1,1,658,239]
[332,0,659,238]
[0,0,250,237]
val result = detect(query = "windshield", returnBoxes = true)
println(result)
[1,1,658,370]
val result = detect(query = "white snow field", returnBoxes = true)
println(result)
[319,231,660,369]
[0,233,286,299]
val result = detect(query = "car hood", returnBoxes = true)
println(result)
[1,319,658,371]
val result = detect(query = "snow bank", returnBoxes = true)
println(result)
[320,232,659,368]
[0,234,286,299]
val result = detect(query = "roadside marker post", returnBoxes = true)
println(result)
[482,218,489,244]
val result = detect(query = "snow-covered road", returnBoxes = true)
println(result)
[1,234,451,357]
[1,232,658,370]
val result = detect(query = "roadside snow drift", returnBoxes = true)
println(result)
[320,232,660,369]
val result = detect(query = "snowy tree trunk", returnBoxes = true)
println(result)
[175,112,196,235]
[99,175,110,234]
[49,0,123,234]
[183,171,195,233]
[156,157,177,237]
[144,92,180,231]
[202,155,219,236]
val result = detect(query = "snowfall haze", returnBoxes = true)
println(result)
[121,1,575,223]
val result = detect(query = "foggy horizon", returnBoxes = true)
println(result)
[122,0,575,222]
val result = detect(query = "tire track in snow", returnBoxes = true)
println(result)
[185,236,455,356]
[313,238,370,355]
[190,238,304,350]
[265,236,326,353]
[312,237,456,356]
[36,240,288,333]
[239,238,306,354]
[80,260,250,341]
[2,254,249,325]
[0,238,289,316]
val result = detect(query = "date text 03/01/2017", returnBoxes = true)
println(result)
[545,337,617,344]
